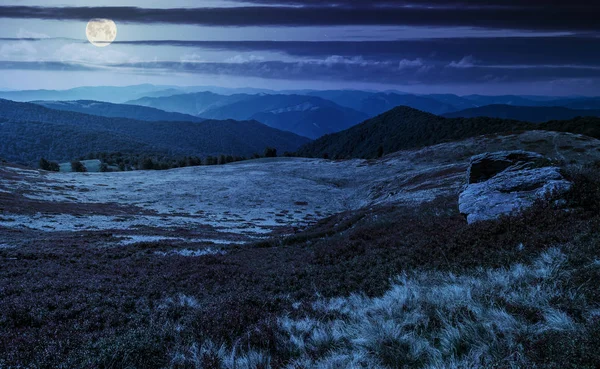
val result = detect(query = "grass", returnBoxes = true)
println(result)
[1,164,600,368]
[274,248,585,368]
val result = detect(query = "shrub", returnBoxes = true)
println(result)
[264,147,277,158]
[70,160,87,172]
[39,158,59,171]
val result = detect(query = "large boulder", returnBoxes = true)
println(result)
[459,151,571,224]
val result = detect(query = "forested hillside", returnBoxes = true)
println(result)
[298,106,600,159]
[34,100,205,122]
[444,104,600,122]
[0,99,311,165]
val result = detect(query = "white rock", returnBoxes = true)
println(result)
[459,151,571,224]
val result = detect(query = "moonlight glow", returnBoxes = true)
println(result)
[86,19,117,47]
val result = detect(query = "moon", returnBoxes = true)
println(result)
[86,19,117,47]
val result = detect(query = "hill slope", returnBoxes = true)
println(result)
[297,106,600,159]
[307,91,463,116]
[2,130,600,369]
[0,99,311,164]
[127,91,238,116]
[443,104,600,122]
[128,92,368,139]
[33,100,205,122]
[0,119,157,165]
[0,84,181,103]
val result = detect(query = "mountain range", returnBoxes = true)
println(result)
[3,85,600,165]
[127,92,369,139]
[33,100,205,123]
[0,99,311,165]
[306,90,468,116]
[4,85,600,141]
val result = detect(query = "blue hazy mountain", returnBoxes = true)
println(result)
[34,100,205,123]
[128,92,369,139]
[460,95,551,107]
[0,84,182,103]
[0,84,290,104]
[550,97,600,110]
[127,91,242,116]
[307,90,463,116]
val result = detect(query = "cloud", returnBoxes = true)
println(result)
[318,55,386,67]
[0,61,96,71]
[224,54,266,64]
[52,43,134,65]
[4,37,600,70]
[448,55,476,68]
[222,0,596,9]
[398,58,424,69]
[0,42,38,61]
[16,28,49,39]
[4,58,596,86]
[99,37,600,69]
[0,5,597,31]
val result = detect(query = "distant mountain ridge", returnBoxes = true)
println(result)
[127,91,245,116]
[0,99,311,165]
[33,100,205,123]
[127,92,369,139]
[0,84,180,104]
[443,104,600,122]
[306,90,469,116]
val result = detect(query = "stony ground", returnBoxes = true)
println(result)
[1,130,599,251]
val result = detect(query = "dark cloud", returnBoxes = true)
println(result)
[4,59,596,86]
[0,5,598,31]
[223,0,597,10]
[4,36,597,68]
[117,61,600,84]
[107,37,600,67]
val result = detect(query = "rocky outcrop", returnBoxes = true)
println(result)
[459,151,571,224]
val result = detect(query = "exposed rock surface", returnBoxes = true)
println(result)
[2,132,598,242]
[459,151,571,224]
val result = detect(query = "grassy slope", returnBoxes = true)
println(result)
[1,163,600,368]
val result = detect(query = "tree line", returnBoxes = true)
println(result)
[38,147,283,172]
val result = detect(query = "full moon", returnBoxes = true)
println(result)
[86,19,117,47]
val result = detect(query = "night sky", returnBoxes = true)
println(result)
[0,0,598,95]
